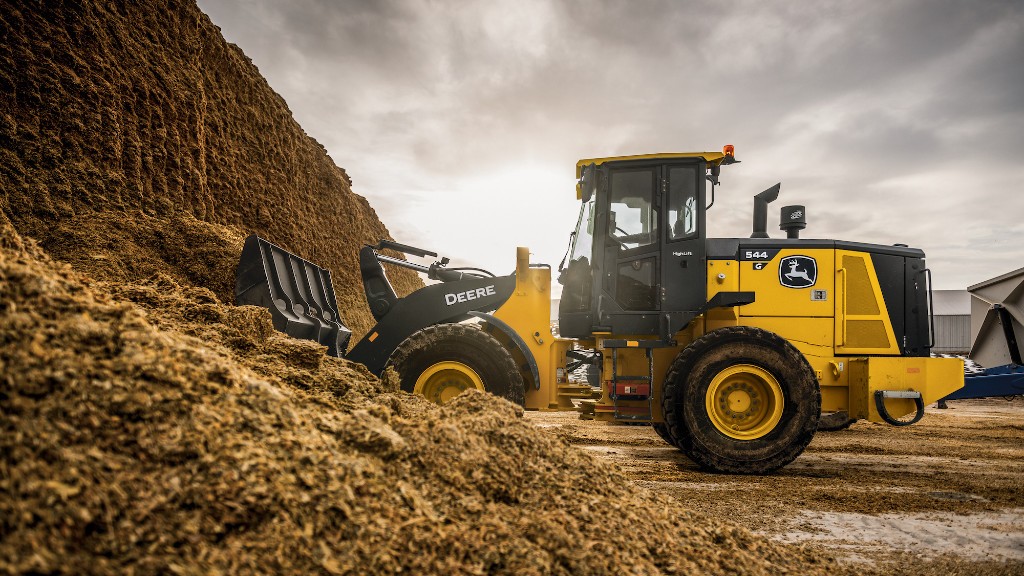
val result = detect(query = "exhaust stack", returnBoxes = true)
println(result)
[750,183,781,239]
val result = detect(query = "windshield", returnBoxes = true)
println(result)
[558,196,595,325]
[567,198,595,266]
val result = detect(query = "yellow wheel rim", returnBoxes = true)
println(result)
[414,361,485,404]
[705,364,784,440]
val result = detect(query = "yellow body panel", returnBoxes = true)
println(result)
[705,260,741,327]
[739,249,835,318]
[492,248,557,409]
[493,248,595,411]
[835,250,900,355]
[498,246,963,423]
[848,357,964,421]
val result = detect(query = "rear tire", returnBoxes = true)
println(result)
[662,326,820,474]
[389,323,525,406]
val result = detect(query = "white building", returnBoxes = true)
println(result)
[931,289,971,354]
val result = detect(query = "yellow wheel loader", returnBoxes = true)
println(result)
[236,146,964,474]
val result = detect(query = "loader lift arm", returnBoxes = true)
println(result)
[360,239,495,322]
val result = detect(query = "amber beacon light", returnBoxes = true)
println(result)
[723,144,735,157]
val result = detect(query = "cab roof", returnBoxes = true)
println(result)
[575,151,728,179]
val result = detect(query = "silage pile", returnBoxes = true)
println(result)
[0,221,834,574]
[0,1,835,574]
[0,0,420,338]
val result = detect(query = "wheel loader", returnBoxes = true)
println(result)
[236,146,964,474]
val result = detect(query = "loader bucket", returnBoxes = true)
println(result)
[236,235,351,356]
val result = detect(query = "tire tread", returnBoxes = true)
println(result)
[662,326,820,474]
[389,323,525,405]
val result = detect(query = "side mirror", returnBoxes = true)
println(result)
[706,164,720,185]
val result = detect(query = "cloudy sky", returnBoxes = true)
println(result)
[198,0,1023,292]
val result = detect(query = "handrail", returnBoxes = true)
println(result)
[923,268,935,349]
[838,267,847,346]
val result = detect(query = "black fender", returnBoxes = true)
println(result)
[346,275,517,375]
[469,311,541,390]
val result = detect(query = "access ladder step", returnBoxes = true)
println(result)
[608,346,656,420]
[613,383,650,398]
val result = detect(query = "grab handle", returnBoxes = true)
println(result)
[874,390,925,427]
[838,267,847,346]
[923,268,935,349]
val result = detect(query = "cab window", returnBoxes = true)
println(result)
[667,166,698,241]
[609,169,657,250]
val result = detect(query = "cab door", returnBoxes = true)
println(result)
[596,161,707,337]
[661,162,706,314]
[604,166,661,314]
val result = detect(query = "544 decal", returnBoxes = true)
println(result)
[740,248,780,264]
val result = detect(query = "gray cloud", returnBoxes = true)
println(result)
[198,0,1024,289]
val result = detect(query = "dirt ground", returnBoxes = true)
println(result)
[529,398,1024,574]
[4,1,1019,572]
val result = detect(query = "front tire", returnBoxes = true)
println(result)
[662,326,820,474]
[389,323,525,406]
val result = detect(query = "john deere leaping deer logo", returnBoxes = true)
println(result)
[779,256,817,289]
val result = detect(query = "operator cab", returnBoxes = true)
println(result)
[558,149,736,340]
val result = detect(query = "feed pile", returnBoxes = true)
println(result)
[0,222,834,573]
[0,0,420,338]
[1,1,835,573]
